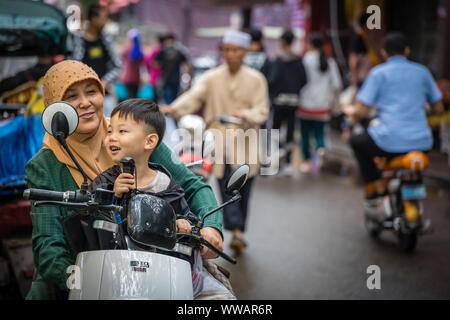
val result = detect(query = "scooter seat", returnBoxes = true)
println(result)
[375,151,429,171]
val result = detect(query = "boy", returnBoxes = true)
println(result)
[89,98,196,233]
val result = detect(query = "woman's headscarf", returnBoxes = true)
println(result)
[42,60,115,187]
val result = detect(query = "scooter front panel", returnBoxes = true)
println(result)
[69,250,193,300]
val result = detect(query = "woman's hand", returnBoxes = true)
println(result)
[176,219,192,234]
[200,227,223,259]
[114,173,135,198]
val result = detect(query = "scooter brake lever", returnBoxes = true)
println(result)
[199,238,237,264]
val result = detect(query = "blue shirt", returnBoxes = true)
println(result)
[357,56,442,153]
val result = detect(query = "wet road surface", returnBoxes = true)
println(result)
[212,172,450,299]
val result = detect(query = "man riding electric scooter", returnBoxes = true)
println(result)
[342,32,444,217]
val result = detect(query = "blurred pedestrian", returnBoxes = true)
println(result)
[118,29,144,101]
[155,33,189,104]
[71,4,121,116]
[349,12,380,87]
[268,30,307,175]
[144,34,165,98]
[71,4,121,91]
[161,29,269,256]
[243,28,271,168]
[243,28,270,79]
[298,33,342,173]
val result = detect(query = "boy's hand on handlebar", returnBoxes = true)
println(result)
[114,173,135,198]
[200,227,223,259]
[176,219,192,234]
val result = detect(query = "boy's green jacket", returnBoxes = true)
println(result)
[25,143,223,300]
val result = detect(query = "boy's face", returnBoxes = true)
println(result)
[106,113,159,163]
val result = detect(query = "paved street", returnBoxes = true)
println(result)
[213,172,450,300]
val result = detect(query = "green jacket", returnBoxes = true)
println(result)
[25,142,222,300]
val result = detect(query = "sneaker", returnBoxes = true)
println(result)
[229,229,247,256]
[299,161,311,173]
[229,236,247,256]
[279,164,297,176]
[317,148,326,168]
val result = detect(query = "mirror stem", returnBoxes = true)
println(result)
[56,133,89,193]
[195,191,241,231]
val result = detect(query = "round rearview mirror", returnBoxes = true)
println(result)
[225,164,249,196]
[202,130,215,158]
[42,101,78,138]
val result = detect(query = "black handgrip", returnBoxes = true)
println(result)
[24,188,89,202]
[24,189,73,201]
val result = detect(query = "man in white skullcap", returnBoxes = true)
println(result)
[161,29,269,256]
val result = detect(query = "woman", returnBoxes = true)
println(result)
[25,60,223,299]
[298,33,342,172]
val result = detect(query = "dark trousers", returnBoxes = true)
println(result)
[163,85,179,104]
[299,118,326,160]
[126,84,139,99]
[272,105,297,163]
[349,131,404,183]
[218,165,255,232]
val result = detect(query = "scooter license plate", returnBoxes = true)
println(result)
[401,185,427,200]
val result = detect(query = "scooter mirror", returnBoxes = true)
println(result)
[202,130,215,158]
[42,101,78,138]
[225,164,249,196]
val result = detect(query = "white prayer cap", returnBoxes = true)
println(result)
[223,30,251,49]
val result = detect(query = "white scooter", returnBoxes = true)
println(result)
[23,102,249,299]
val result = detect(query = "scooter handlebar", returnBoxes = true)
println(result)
[24,188,90,202]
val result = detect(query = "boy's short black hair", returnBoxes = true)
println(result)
[281,30,295,45]
[383,32,408,57]
[111,99,166,147]
[87,4,105,21]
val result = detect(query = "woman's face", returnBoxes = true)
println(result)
[62,80,104,134]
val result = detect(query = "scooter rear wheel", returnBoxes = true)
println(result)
[398,231,418,253]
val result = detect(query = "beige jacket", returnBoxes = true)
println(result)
[171,64,269,179]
